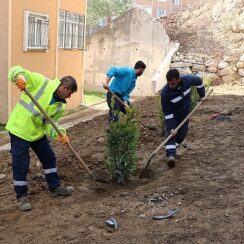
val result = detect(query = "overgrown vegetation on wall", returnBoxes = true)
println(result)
[154,92,164,130]
[191,76,211,108]
[87,0,132,26]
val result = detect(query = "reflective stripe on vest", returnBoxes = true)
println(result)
[43,102,63,125]
[18,78,48,118]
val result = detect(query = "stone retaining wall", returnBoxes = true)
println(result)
[170,52,244,85]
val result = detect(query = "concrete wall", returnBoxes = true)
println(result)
[0,0,86,123]
[84,8,170,96]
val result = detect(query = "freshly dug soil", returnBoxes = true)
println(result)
[0,88,243,244]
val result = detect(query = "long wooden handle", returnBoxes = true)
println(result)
[150,88,213,157]
[23,88,94,177]
[107,88,148,127]
[107,88,127,107]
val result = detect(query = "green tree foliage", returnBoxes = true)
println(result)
[154,91,164,130]
[87,0,133,26]
[106,100,139,184]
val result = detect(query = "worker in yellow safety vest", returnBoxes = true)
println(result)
[6,66,77,211]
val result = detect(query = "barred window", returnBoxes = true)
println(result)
[23,11,49,51]
[157,9,167,17]
[59,10,85,49]
[172,0,180,5]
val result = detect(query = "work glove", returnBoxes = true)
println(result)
[16,75,26,91]
[58,134,69,145]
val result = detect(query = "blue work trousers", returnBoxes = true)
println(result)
[106,91,127,122]
[165,120,189,157]
[10,133,60,198]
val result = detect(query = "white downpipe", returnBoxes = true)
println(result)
[151,42,180,95]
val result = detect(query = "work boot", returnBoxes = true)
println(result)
[167,155,176,168]
[16,196,32,211]
[50,185,74,197]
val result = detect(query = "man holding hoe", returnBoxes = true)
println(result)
[6,65,77,211]
[161,69,207,168]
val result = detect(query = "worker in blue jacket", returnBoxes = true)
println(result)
[161,69,207,168]
[103,61,146,122]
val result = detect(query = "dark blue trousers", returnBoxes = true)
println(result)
[106,91,126,122]
[10,133,60,198]
[165,119,189,157]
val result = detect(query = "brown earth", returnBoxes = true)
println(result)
[0,86,243,244]
[160,0,244,57]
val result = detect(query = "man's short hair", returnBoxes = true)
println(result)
[134,61,146,69]
[166,69,180,81]
[60,76,78,92]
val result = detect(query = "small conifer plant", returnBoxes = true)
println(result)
[106,99,139,184]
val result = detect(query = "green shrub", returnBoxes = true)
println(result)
[154,91,164,129]
[106,100,139,184]
[191,76,211,108]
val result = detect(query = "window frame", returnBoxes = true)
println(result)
[137,5,152,15]
[23,10,49,52]
[59,10,85,50]
[157,8,167,17]
[172,0,180,5]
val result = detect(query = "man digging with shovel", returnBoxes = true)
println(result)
[161,69,207,168]
[6,66,77,211]
[103,61,146,122]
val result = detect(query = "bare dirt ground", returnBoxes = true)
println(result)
[0,86,243,244]
[160,0,244,57]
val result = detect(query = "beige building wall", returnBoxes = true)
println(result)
[59,0,85,109]
[84,9,170,96]
[0,0,10,123]
[10,0,58,109]
[0,0,86,123]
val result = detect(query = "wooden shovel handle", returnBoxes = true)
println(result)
[151,88,214,156]
[107,88,150,127]
[23,87,94,177]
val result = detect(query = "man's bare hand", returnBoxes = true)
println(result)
[103,83,109,90]
[200,96,207,103]
[123,100,130,109]
[171,129,177,137]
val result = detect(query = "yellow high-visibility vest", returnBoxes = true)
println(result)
[6,66,66,141]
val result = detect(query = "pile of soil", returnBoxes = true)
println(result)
[160,0,244,57]
[0,87,243,243]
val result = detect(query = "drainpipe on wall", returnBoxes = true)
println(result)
[151,0,155,18]
[151,42,180,95]
[83,0,88,51]
[55,0,60,78]
[8,0,12,118]
[81,0,88,104]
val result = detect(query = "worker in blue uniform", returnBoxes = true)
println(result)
[161,69,207,168]
[103,61,146,122]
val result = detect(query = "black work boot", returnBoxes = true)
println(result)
[167,155,176,168]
